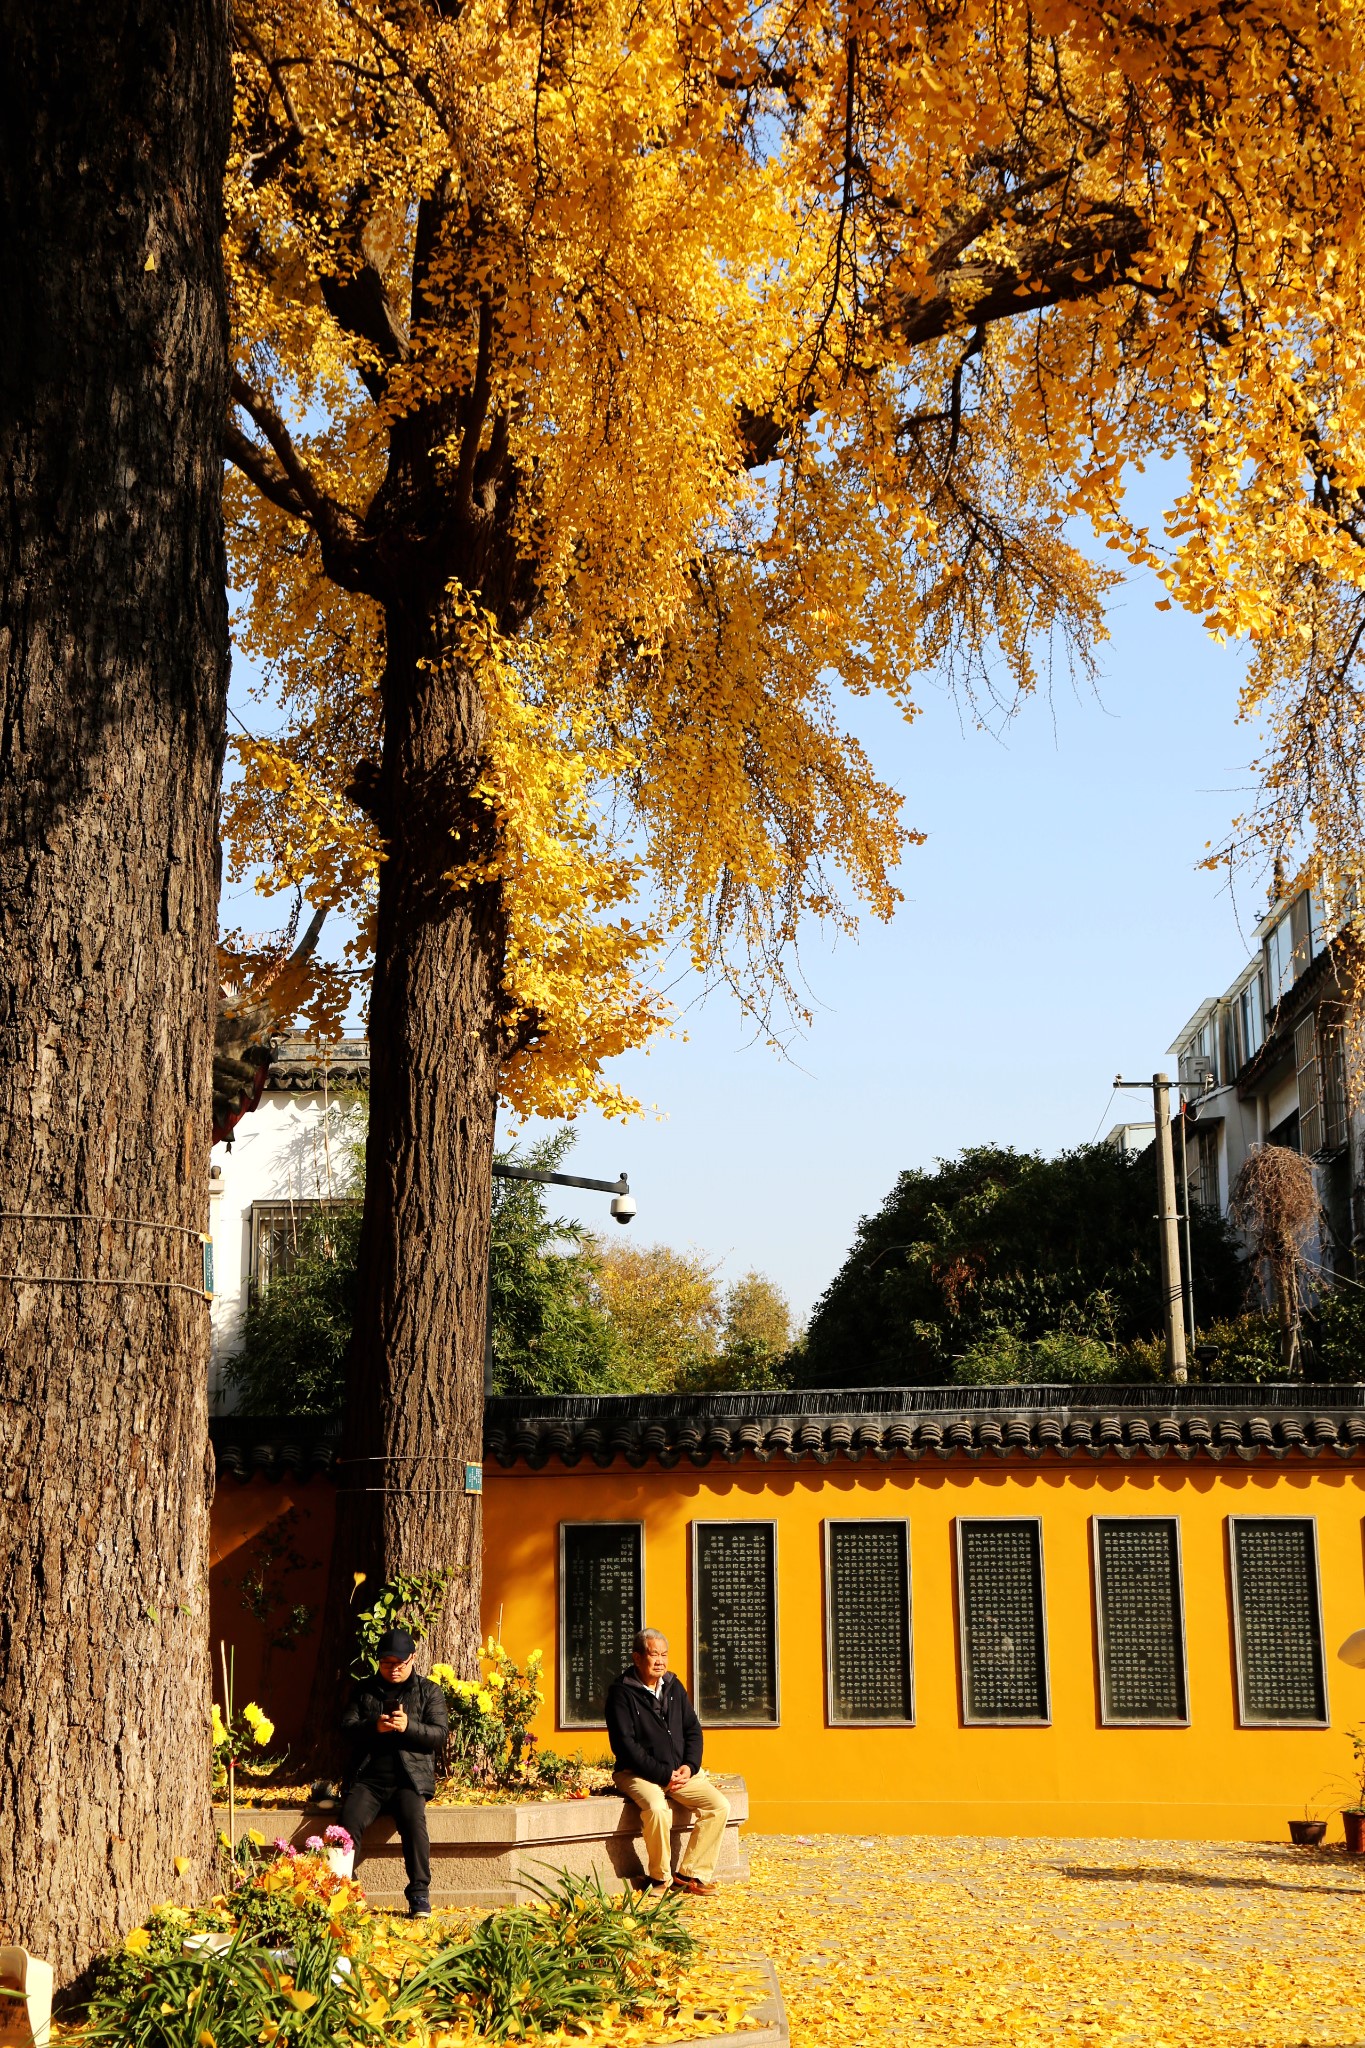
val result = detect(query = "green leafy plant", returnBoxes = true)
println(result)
[387,1869,696,2042]
[1340,1725,1365,1815]
[79,1861,693,2047]
[350,1567,455,1679]
[86,1916,359,2048]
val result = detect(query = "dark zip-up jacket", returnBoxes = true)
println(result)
[605,1668,704,1788]
[341,1673,448,1798]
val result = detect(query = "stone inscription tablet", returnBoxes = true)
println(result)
[560,1523,643,1726]
[958,1519,1049,1723]
[1231,1517,1327,1724]
[1095,1518,1187,1723]
[826,1520,913,1723]
[694,1522,778,1723]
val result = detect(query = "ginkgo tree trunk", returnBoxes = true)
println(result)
[0,0,231,1983]
[223,0,1365,1716]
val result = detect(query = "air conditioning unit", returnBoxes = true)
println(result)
[1178,1051,1216,1092]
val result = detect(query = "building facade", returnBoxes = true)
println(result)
[212,1388,1365,1842]
[1167,881,1359,1264]
[208,1031,368,1408]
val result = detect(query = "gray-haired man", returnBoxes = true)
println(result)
[604,1627,730,1895]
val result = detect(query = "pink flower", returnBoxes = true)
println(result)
[323,1825,354,1852]
[272,1838,296,1856]
[304,1835,324,1852]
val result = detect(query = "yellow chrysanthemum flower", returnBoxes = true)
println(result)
[475,1691,494,1715]
[210,1706,226,1745]
[124,1928,151,1954]
[250,1715,274,1748]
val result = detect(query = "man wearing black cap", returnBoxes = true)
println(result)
[339,1629,448,1917]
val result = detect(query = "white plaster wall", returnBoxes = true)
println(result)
[208,1088,365,1411]
[1267,1070,1301,1132]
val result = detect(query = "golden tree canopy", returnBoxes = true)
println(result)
[225,0,1365,1105]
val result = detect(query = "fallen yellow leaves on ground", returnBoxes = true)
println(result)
[690,1834,1365,2047]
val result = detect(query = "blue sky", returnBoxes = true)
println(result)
[224,478,1277,1327]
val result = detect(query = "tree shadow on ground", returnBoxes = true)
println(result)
[1056,1861,1360,1900]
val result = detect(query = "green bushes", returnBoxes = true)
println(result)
[954,1325,1120,1386]
[798,1143,1246,1387]
[391,1871,695,2041]
[81,1859,696,2047]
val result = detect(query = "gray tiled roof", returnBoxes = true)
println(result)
[266,1030,370,1092]
[211,1384,1365,1477]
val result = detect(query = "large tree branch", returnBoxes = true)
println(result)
[319,242,411,405]
[235,20,409,403]
[235,21,308,187]
[739,203,1149,467]
[455,296,494,518]
[229,372,378,590]
[224,418,307,521]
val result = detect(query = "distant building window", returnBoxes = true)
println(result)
[1232,976,1265,1070]
[1321,1023,1349,1151]
[956,1519,1050,1725]
[1093,1518,1189,1725]
[1228,1518,1328,1726]
[250,1200,333,1289]
[1265,913,1298,1008]
[1296,1017,1323,1156]
[1296,1012,1349,1155]
[823,1520,914,1725]
[1191,1127,1220,1212]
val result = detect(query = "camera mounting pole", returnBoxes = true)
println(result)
[485,1163,636,1394]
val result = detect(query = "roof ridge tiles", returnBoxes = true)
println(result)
[212,1387,1365,1478]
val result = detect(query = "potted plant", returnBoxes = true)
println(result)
[1341,1728,1365,1851]
[1289,1795,1327,1848]
[303,1826,355,1879]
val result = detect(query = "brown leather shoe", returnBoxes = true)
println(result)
[671,1875,717,1896]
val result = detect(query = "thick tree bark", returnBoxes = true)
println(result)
[306,602,501,1757]
[0,1,230,1988]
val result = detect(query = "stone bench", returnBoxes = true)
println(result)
[217,1775,748,1910]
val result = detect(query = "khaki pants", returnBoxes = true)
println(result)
[613,1768,731,1884]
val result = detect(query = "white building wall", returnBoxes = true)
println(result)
[208,1087,365,1411]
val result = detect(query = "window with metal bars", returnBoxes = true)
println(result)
[824,1520,914,1725]
[1093,1518,1189,1725]
[692,1522,779,1725]
[558,1522,643,1727]
[956,1519,1050,1725]
[1228,1518,1328,1726]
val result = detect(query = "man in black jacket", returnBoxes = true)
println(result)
[605,1627,730,1895]
[339,1628,448,1917]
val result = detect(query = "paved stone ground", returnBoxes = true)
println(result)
[687,1834,1365,2047]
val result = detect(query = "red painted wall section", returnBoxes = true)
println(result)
[210,1475,335,1746]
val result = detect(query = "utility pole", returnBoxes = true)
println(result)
[1153,1074,1188,1383]
[1176,1102,1197,1351]
[1114,1071,1188,1384]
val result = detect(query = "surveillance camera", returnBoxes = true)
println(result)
[609,1192,637,1226]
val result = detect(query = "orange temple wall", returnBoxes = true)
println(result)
[210,1455,1365,1840]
